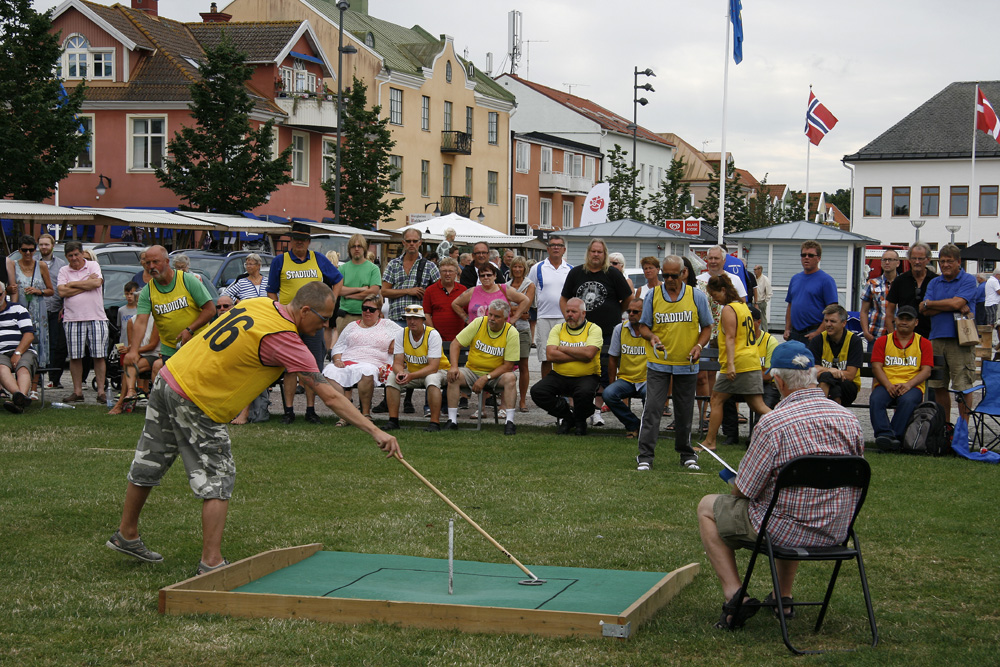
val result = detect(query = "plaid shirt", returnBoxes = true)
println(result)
[737,388,865,547]
[382,255,440,321]
[861,275,891,339]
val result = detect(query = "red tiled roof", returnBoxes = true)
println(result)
[826,203,850,229]
[734,168,759,189]
[764,183,787,200]
[506,74,674,148]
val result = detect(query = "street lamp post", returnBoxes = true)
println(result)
[945,224,962,244]
[334,1,358,225]
[910,219,926,244]
[630,67,655,219]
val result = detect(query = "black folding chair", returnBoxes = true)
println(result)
[729,454,878,655]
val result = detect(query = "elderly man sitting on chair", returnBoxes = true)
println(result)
[696,341,864,630]
[0,281,38,414]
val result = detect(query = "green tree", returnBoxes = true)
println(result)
[323,76,403,229]
[783,190,807,222]
[745,173,783,231]
[0,0,89,201]
[605,144,645,221]
[697,160,748,231]
[646,156,692,225]
[156,33,290,213]
[825,188,851,217]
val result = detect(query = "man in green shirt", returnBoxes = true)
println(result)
[336,234,382,333]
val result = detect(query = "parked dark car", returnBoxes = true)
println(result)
[168,250,274,291]
[101,264,219,333]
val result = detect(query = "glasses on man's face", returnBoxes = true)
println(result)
[548,244,564,249]
[404,239,421,244]
[801,253,818,258]
[350,244,365,249]
[881,257,898,262]
[219,303,233,310]
[361,306,379,314]
[307,307,331,322]
[474,251,488,255]
[627,309,643,314]
[20,247,35,253]
[661,272,680,280]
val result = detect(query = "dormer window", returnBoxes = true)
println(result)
[62,34,114,80]
[280,59,316,94]
[365,32,375,48]
[446,60,452,83]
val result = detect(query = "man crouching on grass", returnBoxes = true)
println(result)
[696,341,863,629]
[106,283,401,575]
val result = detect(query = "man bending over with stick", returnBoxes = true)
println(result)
[106,282,400,575]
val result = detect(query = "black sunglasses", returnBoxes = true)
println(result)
[661,272,680,280]
[627,309,643,314]
[361,305,379,313]
[219,303,232,310]
[20,247,35,253]
[800,253,818,258]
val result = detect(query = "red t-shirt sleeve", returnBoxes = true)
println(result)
[259,331,319,373]
[870,336,887,364]
[918,336,934,367]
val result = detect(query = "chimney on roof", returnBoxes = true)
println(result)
[349,0,369,15]
[200,1,232,22]
[131,0,158,16]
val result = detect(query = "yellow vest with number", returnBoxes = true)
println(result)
[467,317,512,374]
[718,301,760,373]
[552,321,601,377]
[820,330,862,389]
[756,331,778,379]
[883,332,926,393]
[278,251,322,305]
[404,325,450,372]
[617,323,651,383]
[648,285,700,366]
[148,270,202,352]
[169,298,296,422]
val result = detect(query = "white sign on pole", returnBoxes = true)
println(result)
[579,182,610,227]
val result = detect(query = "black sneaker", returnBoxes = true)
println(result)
[680,455,701,471]
[304,412,321,424]
[445,420,459,431]
[371,398,389,414]
[458,397,469,410]
[485,396,497,407]
[424,422,441,432]
[423,404,431,418]
[574,419,588,436]
[281,413,295,425]
[556,418,573,435]
[722,435,740,446]
[383,419,401,430]
[403,402,416,414]
[12,391,30,409]
[504,422,517,436]
[875,436,901,452]
[106,530,163,563]
[3,400,23,415]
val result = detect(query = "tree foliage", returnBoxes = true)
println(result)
[784,190,807,222]
[697,159,749,232]
[745,173,784,231]
[646,156,692,224]
[155,33,291,213]
[825,188,851,218]
[0,0,89,201]
[605,144,645,221]
[323,76,403,229]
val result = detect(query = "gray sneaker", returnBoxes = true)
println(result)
[196,559,230,576]
[106,530,163,563]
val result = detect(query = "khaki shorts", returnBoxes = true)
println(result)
[928,338,976,391]
[714,369,764,395]
[336,313,361,333]
[456,366,506,394]
[714,495,759,550]
[386,369,447,391]
[0,349,38,376]
[535,318,562,362]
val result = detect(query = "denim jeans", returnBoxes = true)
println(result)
[603,379,645,432]
[869,385,924,438]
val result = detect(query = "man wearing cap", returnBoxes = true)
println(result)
[267,222,344,424]
[807,304,864,407]
[870,306,933,450]
[383,305,447,432]
[696,340,864,630]
[603,296,653,438]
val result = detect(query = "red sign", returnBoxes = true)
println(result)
[664,219,701,236]
[665,219,683,233]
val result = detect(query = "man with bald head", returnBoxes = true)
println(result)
[530,297,604,435]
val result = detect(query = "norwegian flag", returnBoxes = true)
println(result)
[977,87,1000,144]
[805,91,838,146]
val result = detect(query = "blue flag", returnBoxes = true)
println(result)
[730,0,743,64]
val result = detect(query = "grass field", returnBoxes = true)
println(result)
[1,406,998,666]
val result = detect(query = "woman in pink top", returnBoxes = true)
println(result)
[451,263,529,325]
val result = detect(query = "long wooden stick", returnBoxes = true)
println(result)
[397,457,540,581]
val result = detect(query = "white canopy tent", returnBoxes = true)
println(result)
[393,213,532,247]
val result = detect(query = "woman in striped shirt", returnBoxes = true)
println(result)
[224,254,267,302]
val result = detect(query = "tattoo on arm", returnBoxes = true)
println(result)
[300,371,332,389]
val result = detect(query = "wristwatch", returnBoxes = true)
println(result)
[486,374,492,380]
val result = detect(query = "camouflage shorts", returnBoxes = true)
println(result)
[127,376,235,500]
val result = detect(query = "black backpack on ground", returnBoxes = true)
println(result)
[901,401,951,456]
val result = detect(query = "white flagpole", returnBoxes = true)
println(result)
[970,83,979,247]
[718,0,731,245]
[805,85,811,222]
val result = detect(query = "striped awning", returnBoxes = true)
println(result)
[0,200,94,220]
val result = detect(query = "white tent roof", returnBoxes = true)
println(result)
[85,208,215,229]
[0,200,93,220]
[175,211,291,234]
[394,213,528,246]
[306,222,392,239]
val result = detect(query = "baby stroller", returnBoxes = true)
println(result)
[91,320,124,393]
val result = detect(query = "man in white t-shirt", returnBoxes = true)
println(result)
[382,305,446,432]
[985,269,1000,326]
[529,235,572,378]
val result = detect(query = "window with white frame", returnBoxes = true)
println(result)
[488,112,498,145]
[465,167,473,197]
[562,201,574,229]
[442,164,452,196]
[91,50,113,79]
[130,116,166,170]
[322,138,336,181]
[648,165,654,189]
[466,106,473,137]
[389,155,403,193]
[443,101,452,131]
[573,154,583,178]
[488,171,498,205]
[565,151,573,174]
[291,132,308,184]
[421,160,430,197]
[585,156,595,181]
[539,199,552,229]
[72,115,94,171]
[515,142,530,172]
[514,195,528,225]
[540,146,552,173]
[64,35,89,79]
[389,88,403,125]
[281,61,316,94]
[421,96,430,131]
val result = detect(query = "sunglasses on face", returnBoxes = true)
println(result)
[627,309,642,314]
[350,245,365,249]
[611,261,622,266]
[361,306,379,313]
[479,272,494,278]
[801,253,818,258]
[219,304,233,310]
[21,247,35,253]
[661,272,680,280]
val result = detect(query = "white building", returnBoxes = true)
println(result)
[843,81,1000,251]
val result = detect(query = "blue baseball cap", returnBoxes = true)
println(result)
[767,340,815,372]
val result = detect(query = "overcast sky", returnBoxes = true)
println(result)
[35,0,998,196]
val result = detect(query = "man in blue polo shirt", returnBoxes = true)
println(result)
[784,240,838,343]
[919,243,977,421]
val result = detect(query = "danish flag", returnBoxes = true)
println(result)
[805,91,838,146]
[977,88,1000,144]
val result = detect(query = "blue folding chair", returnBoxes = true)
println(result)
[957,360,1000,452]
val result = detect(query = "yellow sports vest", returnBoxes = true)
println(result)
[467,317,512,374]
[617,323,651,383]
[648,285,700,366]
[820,330,862,389]
[552,321,601,377]
[148,270,202,352]
[882,333,926,393]
[756,331,778,375]
[278,251,322,305]
[169,298,296,422]
[718,301,759,373]
[404,325,450,372]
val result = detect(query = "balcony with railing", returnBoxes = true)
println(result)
[440,131,472,154]
[274,93,337,130]
[440,195,471,217]
[539,170,594,195]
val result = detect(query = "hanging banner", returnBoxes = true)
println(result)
[579,182,610,227]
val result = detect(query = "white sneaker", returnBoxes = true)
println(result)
[590,412,605,427]
[28,390,39,401]
[470,409,481,419]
